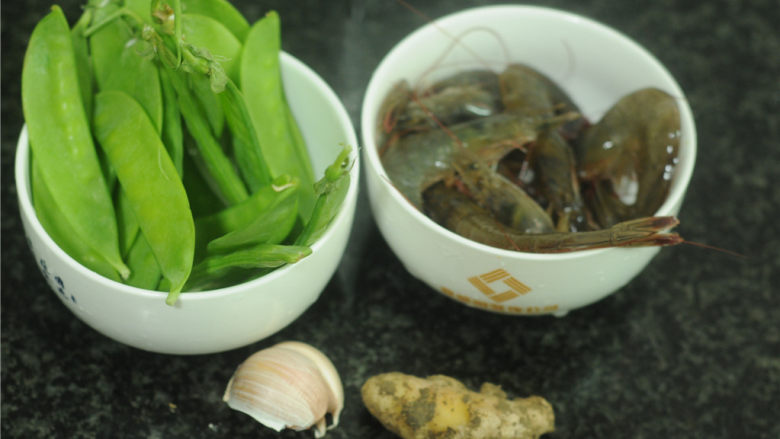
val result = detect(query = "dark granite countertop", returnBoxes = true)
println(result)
[2,0,778,437]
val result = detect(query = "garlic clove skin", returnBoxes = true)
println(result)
[223,341,344,437]
[275,341,344,429]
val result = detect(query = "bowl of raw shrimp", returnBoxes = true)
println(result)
[361,5,696,316]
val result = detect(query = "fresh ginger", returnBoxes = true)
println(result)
[361,372,554,439]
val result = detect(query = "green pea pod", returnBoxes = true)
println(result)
[187,244,311,290]
[285,101,310,178]
[295,145,353,246]
[190,73,225,138]
[181,141,224,217]
[22,6,129,279]
[206,181,299,252]
[195,175,295,251]
[163,67,248,205]
[93,90,195,305]
[221,81,272,192]
[181,0,249,41]
[241,11,315,218]
[124,234,162,290]
[71,8,93,118]
[181,13,241,84]
[115,186,141,258]
[31,157,120,282]
[159,67,184,175]
[90,2,163,133]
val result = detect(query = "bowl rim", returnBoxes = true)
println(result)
[16,51,360,301]
[360,4,697,262]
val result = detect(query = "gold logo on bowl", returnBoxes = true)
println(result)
[440,269,558,315]
[467,268,530,302]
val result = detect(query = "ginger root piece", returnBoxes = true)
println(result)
[361,372,554,439]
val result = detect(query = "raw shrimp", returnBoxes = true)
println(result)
[577,87,681,227]
[499,63,587,139]
[400,70,503,132]
[381,112,555,209]
[450,147,554,234]
[496,64,589,231]
[422,182,682,253]
[526,128,587,232]
[377,71,505,159]
[376,55,683,253]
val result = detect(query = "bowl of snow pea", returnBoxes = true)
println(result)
[361,5,696,316]
[16,1,359,354]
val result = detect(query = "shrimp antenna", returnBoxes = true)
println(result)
[681,240,746,259]
[396,0,510,90]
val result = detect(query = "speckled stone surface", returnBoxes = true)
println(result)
[2,0,779,438]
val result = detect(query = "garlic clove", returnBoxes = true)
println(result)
[274,341,344,429]
[223,341,343,437]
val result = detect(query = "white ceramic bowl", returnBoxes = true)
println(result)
[16,52,360,354]
[361,6,696,316]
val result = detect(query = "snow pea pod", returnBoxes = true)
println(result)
[163,67,248,205]
[116,185,140,257]
[190,73,225,138]
[89,3,162,133]
[91,1,164,250]
[181,142,224,217]
[71,8,93,118]
[124,234,162,290]
[181,0,249,41]
[241,11,315,218]
[186,244,311,290]
[93,90,195,304]
[159,68,184,175]
[22,6,129,279]
[194,175,295,251]
[221,81,272,192]
[206,180,299,252]
[295,146,353,246]
[31,157,120,282]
